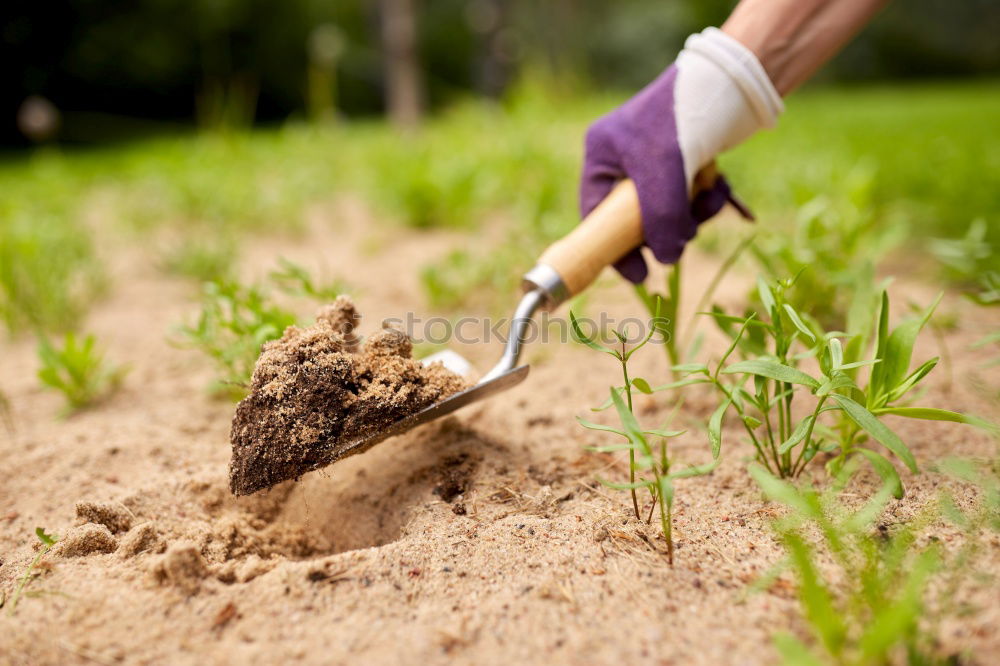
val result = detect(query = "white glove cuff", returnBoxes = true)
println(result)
[675,27,784,192]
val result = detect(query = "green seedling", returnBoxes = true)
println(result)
[175,279,298,400]
[37,332,128,413]
[571,302,718,564]
[0,215,104,335]
[5,528,58,616]
[748,165,903,332]
[175,261,348,399]
[666,277,990,496]
[753,456,999,666]
[930,219,995,285]
[966,272,1000,369]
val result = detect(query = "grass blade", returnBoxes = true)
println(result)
[830,394,917,473]
[724,359,821,390]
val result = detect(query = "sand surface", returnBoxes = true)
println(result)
[1,205,998,665]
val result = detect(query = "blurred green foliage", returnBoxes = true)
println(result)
[0,80,997,336]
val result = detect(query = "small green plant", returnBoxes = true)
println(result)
[175,260,348,399]
[752,456,999,666]
[37,332,128,413]
[0,215,105,335]
[967,272,1000,369]
[571,303,718,564]
[748,165,903,331]
[175,279,299,400]
[668,278,990,496]
[5,528,58,616]
[930,219,995,285]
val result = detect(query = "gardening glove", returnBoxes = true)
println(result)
[580,27,784,283]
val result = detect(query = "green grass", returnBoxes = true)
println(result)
[0,81,995,336]
[753,455,1000,666]
[659,277,994,494]
[37,332,128,413]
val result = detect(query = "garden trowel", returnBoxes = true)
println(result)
[328,179,647,464]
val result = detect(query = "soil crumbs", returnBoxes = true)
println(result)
[1,220,998,666]
[230,296,466,496]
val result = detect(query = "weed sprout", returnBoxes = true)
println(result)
[37,332,128,413]
[663,277,993,496]
[571,301,718,564]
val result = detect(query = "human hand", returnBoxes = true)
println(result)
[580,28,782,282]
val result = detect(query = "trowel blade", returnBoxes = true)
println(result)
[310,365,529,472]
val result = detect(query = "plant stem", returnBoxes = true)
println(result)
[621,344,640,520]
[791,395,828,478]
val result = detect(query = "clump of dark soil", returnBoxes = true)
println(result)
[229,296,467,496]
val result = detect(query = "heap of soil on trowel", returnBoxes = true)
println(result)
[229,296,467,496]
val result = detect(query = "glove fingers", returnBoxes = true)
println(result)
[580,117,626,218]
[612,248,648,284]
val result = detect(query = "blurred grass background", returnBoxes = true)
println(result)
[2,0,999,338]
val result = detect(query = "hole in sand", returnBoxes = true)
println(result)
[270,420,499,555]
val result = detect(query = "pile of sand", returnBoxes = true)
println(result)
[229,296,466,496]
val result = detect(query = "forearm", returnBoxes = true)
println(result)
[722,0,889,95]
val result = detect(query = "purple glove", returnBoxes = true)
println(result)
[580,65,752,283]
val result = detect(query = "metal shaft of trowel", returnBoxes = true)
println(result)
[479,263,569,383]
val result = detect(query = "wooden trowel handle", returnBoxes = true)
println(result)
[531,165,720,303]
[536,179,644,299]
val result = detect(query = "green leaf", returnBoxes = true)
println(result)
[576,417,626,437]
[610,387,650,457]
[724,359,821,389]
[779,416,815,455]
[631,377,653,394]
[670,363,709,375]
[873,407,998,434]
[830,394,917,473]
[669,458,720,479]
[658,476,675,511]
[749,464,820,519]
[869,291,891,399]
[854,448,904,499]
[650,377,712,392]
[773,633,825,666]
[816,373,857,397]
[644,428,686,439]
[858,548,938,659]
[783,532,846,655]
[569,310,616,356]
[757,276,777,318]
[783,304,816,343]
[708,398,731,459]
[828,338,843,369]
[35,527,57,546]
[879,293,942,400]
[743,415,762,429]
[885,357,938,403]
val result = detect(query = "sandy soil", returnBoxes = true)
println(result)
[1,204,998,666]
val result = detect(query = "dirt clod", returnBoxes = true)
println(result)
[55,524,118,557]
[152,542,210,595]
[118,522,163,558]
[75,500,133,534]
[229,296,466,496]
